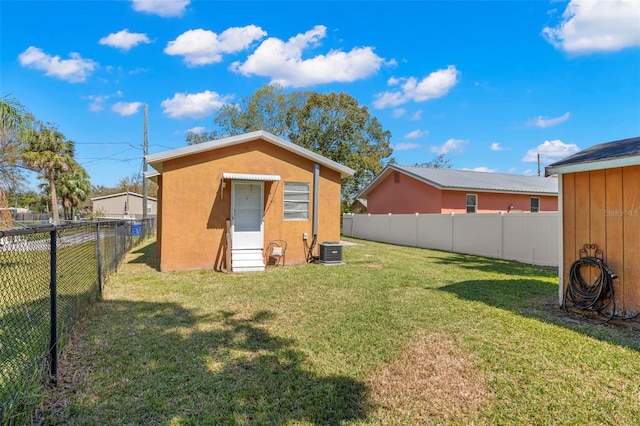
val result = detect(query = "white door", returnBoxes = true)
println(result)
[231,181,264,249]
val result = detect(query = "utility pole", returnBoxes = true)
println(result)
[142,104,148,219]
[537,153,541,176]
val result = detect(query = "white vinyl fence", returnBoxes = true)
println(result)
[342,212,559,267]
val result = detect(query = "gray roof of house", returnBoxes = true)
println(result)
[358,164,558,199]
[546,136,640,175]
[145,130,355,178]
[91,191,157,202]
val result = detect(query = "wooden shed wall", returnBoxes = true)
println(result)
[561,165,640,315]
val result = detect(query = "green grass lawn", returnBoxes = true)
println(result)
[36,238,640,425]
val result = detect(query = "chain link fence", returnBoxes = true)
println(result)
[0,219,155,424]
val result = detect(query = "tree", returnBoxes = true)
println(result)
[186,130,220,145]
[292,92,393,208]
[414,154,452,169]
[21,121,75,224]
[1,96,30,190]
[194,84,393,207]
[115,173,158,198]
[57,159,91,220]
[1,95,30,229]
[4,189,47,212]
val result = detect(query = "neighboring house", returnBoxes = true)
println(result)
[350,198,367,213]
[546,136,640,316]
[145,130,355,273]
[358,165,558,214]
[91,191,157,219]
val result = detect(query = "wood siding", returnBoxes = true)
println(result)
[561,166,640,315]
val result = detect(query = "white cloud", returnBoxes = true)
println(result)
[391,108,406,118]
[186,126,206,134]
[462,167,497,173]
[527,112,571,128]
[161,90,231,119]
[490,142,504,151]
[393,142,421,151]
[373,65,460,109]
[542,0,640,54]
[410,110,423,121]
[131,0,189,17]
[129,67,149,75]
[430,138,468,155]
[18,46,97,83]
[232,25,386,87]
[522,139,580,163]
[99,29,151,51]
[405,129,428,139]
[165,26,266,67]
[84,95,107,112]
[112,101,143,116]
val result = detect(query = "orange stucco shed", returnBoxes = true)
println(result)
[145,130,354,272]
[546,136,640,318]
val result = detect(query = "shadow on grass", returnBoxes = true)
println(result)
[127,241,160,271]
[432,252,558,277]
[43,300,369,425]
[440,278,640,352]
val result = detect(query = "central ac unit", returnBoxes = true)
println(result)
[319,241,343,264]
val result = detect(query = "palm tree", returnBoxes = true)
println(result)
[0,95,29,229]
[57,160,90,220]
[21,121,74,225]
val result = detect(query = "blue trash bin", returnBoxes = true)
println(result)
[131,223,142,236]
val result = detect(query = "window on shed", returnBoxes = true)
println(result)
[466,194,477,213]
[530,197,540,213]
[284,182,309,220]
[394,171,401,183]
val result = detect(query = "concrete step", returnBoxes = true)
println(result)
[232,249,265,273]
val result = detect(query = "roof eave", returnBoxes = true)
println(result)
[145,130,355,179]
[546,155,640,176]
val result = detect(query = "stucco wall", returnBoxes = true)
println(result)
[367,171,557,214]
[561,166,640,315]
[156,139,343,271]
[441,191,558,213]
[367,172,442,214]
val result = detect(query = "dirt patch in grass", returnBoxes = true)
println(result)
[368,333,493,423]
[31,321,94,424]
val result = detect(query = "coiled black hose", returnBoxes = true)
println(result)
[564,256,617,322]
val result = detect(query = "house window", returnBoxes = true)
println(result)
[466,194,477,213]
[530,197,540,213]
[394,171,401,183]
[284,182,309,220]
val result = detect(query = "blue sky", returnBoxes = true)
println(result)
[2,0,639,189]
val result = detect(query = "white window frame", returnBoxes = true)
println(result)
[283,182,310,221]
[530,197,540,213]
[466,194,477,214]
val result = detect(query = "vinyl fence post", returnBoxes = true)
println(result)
[415,213,419,248]
[49,229,58,386]
[96,222,103,295]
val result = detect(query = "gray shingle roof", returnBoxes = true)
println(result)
[358,165,558,198]
[546,136,640,175]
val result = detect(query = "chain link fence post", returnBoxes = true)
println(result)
[48,229,58,387]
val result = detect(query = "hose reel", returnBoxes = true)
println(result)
[564,244,618,322]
